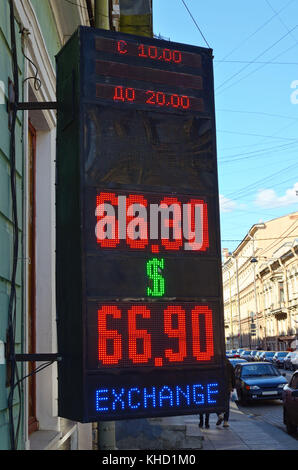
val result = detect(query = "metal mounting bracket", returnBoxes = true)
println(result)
[17,102,58,111]
[15,353,62,362]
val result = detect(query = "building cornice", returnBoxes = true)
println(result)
[49,0,90,45]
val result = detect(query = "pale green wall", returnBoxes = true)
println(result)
[0,0,24,450]
[30,0,61,67]
[0,0,61,450]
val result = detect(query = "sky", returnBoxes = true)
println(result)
[153,0,298,253]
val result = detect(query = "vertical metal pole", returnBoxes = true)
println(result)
[93,0,153,452]
[260,275,267,350]
[97,421,117,450]
[228,270,233,347]
[248,232,258,348]
[119,0,153,37]
[253,256,258,346]
[94,0,110,29]
[94,0,116,451]
[235,257,242,347]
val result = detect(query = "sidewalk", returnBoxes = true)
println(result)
[192,401,298,450]
[115,401,298,450]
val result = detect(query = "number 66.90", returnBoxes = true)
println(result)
[97,304,214,366]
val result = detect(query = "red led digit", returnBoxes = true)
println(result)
[138,44,147,58]
[95,193,119,247]
[145,90,156,105]
[184,200,209,251]
[148,46,158,59]
[163,48,171,61]
[164,306,187,363]
[198,200,209,251]
[191,306,214,361]
[172,50,182,63]
[171,94,180,108]
[156,91,166,106]
[181,96,190,109]
[160,197,183,251]
[128,306,152,364]
[126,194,148,249]
[98,305,122,365]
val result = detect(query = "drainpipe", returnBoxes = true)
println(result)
[248,235,258,348]
[119,0,153,37]
[259,274,267,350]
[94,0,110,29]
[227,270,233,347]
[278,258,291,349]
[233,256,242,347]
[247,224,266,347]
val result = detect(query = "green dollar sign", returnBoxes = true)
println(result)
[146,258,165,297]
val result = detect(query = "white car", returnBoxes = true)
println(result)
[284,352,295,371]
[291,351,298,371]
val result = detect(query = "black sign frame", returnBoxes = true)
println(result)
[56,26,227,423]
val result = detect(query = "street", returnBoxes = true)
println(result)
[236,368,298,442]
[114,366,298,451]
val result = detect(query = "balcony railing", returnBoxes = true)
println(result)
[270,301,287,319]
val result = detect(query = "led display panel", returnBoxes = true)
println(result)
[90,189,210,254]
[96,83,204,112]
[88,302,218,369]
[56,27,227,422]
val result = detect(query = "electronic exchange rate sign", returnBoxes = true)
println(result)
[56,27,228,422]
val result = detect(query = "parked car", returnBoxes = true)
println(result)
[258,351,276,363]
[246,350,258,361]
[272,351,288,368]
[282,370,298,434]
[284,352,295,371]
[226,349,238,358]
[239,350,252,360]
[228,358,248,368]
[237,348,249,355]
[254,351,265,361]
[234,362,288,405]
[291,351,298,371]
[227,349,242,358]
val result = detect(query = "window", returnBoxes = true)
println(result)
[290,374,298,390]
[241,364,279,377]
[279,282,285,304]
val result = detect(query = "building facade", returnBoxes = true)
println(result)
[0,0,93,450]
[223,212,298,352]
[0,0,154,450]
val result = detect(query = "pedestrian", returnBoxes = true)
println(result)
[199,413,210,429]
[216,357,235,428]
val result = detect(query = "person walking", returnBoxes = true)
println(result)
[216,357,235,428]
[199,413,210,429]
